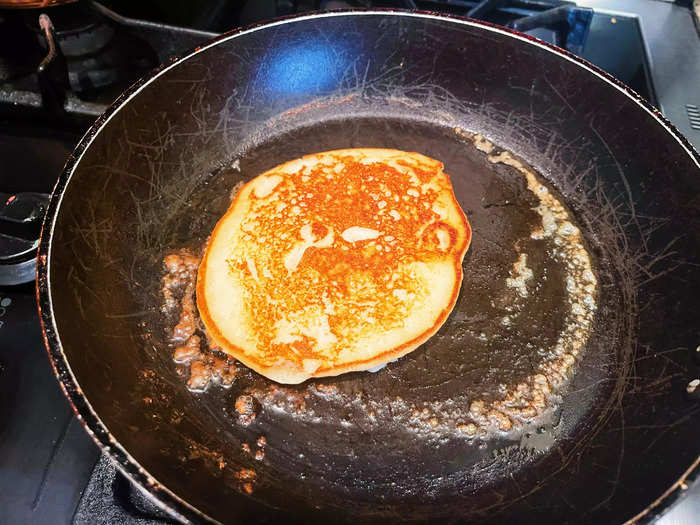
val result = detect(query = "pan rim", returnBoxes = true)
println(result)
[36,8,700,524]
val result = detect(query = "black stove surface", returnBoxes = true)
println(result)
[0,282,98,524]
[0,124,100,523]
[0,1,698,524]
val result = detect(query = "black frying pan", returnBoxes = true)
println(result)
[37,10,700,524]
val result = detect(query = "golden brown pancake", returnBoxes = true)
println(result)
[197,148,471,384]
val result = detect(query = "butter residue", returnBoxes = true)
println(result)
[506,253,534,298]
[404,129,602,437]
[486,145,597,368]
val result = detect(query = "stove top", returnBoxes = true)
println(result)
[0,1,698,523]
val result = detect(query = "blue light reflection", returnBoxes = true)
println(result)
[253,38,348,99]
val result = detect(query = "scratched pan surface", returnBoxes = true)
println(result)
[38,11,700,524]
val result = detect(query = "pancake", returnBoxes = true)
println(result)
[197,148,471,384]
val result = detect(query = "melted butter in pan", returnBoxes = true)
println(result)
[159,132,598,442]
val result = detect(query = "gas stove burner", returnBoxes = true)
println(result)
[0,2,217,122]
[0,191,48,285]
[32,5,158,99]
[35,4,117,58]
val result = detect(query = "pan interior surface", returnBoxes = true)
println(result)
[112,112,621,516]
[42,11,700,525]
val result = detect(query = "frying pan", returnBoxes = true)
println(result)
[37,10,700,524]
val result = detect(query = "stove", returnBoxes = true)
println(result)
[0,1,698,523]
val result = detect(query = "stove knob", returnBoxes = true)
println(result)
[0,192,49,286]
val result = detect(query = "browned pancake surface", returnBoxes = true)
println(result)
[197,149,471,383]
